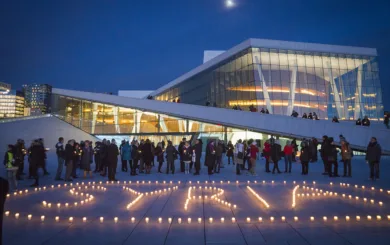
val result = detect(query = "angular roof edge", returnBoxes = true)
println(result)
[150,38,377,97]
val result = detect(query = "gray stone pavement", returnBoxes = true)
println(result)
[2,153,390,245]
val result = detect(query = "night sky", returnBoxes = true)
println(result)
[1,0,389,110]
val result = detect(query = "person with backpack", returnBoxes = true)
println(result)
[341,140,352,177]
[4,145,18,191]
[55,137,65,181]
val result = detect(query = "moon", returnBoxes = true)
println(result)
[225,0,235,8]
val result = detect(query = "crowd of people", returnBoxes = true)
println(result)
[3,134,383,192]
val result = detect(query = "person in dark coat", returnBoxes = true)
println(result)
[260,108,265,113]
[310,138,318,162]
[93,142,101,173]
[365,137,381,180]
[193,139,202,175]
[29,140,45,186]
[64,140,75,182]
[155,142,164,173]
[0,177,9,245]
[165,141,178,174]
[308,113,313,119]
[205,140,216,175]
[265,109,269,114]
[14,139,25,180]
[131,141,139,176]
[332,116,339,123]
[319,135,329,175]
[214,141,223,173]
[327,137,339,177]
[226,141,234,165]
[138,140,145,173]
[99,139,108,176]
[302,113,308,119]
[81,141,93,178]
[271,140,282,174]
[178,138,186,172]
[300,141,311,175]
[142,139,153,174]
[356,118,362,125]
[107,139,119,181]
[291,110,298,117]
[362,116,370,126]
[72,142,80,178]
[291,138,298,162]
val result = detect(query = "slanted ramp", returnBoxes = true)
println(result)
[0,115,98,157]
[53,88,390,153]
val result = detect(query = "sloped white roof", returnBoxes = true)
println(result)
[53,88,389,153]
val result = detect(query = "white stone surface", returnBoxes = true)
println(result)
[118,90,154,98]
[0,115,98,160]
[203,50,225,63]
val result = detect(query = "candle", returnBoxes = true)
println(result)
[28,214,32,220]
[198,218,202,223]
[41,215,45,221]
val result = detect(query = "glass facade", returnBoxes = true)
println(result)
[154,48,383,120]
[51,94,278,146]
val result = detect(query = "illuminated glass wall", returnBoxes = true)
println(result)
[154,48,383,120]
[51,94,283,146]
[0,90,25,118]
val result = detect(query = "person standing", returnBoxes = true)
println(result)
[81,141,93,178]
[206,140,216,175]
[234,140,244,175]
[319,136,329,175]
[93,142,101,173]
[327,137,339,177]
[55,137,65,181]
[119,140,127,172]
[165,141,178,174]
[194,139,202,175]
[341,140,352,177]
[131,141,139,176]
[300,141,311,175]
[283,141,293,173]
[263,141,271,172]
[4,145,18,191]
[107,139,119,181]
[30,140,45,187]
[178,138,186,172]
[291,139,298,162]
[249,141,259,176]
[182,141,192,174]
[214,141,223,173]
[72,142,80,179]
[142,139,153,174]
[271,140,282,174]
[14,139,25,180]
[64,140,75,182]
[155,142,164,173]
[310,137,318,162]
[226,141,234,165]
[121,141,131,173]
[138,140,145,173]
[99,139,108,176]
[366,137,381,180]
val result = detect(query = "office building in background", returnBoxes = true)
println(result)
[23,83,52,115]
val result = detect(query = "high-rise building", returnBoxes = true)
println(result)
[23,83,52,115]
[0,82,25,118]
